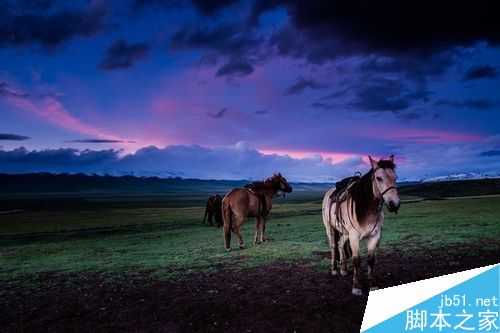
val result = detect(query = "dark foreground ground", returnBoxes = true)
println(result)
[2,243,498,333]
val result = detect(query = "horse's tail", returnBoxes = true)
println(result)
[215,201,223,227]
[222,198,232,250]
[333,228,341,262]
[344,236,352,259]
[333,229,352,259]
[203,201,209,224]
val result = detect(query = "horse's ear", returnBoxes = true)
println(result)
[368,155,377,169]
[389,154,394,162]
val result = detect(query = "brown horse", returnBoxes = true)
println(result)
[322,155,400,296]
[203,194,223,227]
[222,173,292,251]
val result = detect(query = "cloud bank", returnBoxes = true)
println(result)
[0,144,365,182]
[1,138,500,182]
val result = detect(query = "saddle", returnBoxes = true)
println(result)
[244,183,269,217]
[329,173,361,226]
[330,174,361,203]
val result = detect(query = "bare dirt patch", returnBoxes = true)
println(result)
[1,244,498,333]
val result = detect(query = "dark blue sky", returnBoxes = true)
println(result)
[0,0,499,181]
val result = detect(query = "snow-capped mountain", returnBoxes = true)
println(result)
[421,172,500,183]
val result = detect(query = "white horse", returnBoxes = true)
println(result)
[322,155,400,295]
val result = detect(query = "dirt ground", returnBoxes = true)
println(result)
[1,244,499,333]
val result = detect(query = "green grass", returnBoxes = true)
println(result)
[1,196,499,282]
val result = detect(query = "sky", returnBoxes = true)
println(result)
[0,0,500,181]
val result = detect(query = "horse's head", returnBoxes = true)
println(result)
[369,155,400,213]
[269,173,293,194]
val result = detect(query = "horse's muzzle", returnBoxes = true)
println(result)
[387,201,400,214]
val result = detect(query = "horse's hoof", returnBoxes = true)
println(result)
[352,288,363,296]
[225,247,231,252]
[331,270,338,276]
[239,245,245,250]
[370,286,379,291]
[340,270,348,277]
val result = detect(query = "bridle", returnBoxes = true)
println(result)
[372,167,398,201]
[331,166,398,239]
[380,185,398,197]
[276,178,290,197]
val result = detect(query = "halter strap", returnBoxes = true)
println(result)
[380,185,397,197]
[371,167,398,199]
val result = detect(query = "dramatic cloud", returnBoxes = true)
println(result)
[359,53,455,83]
[2,138,500,181]
[0,82,29,99]
[99,40,150,70]
[170,23,265,68]
[463,65,498,81]
[479,149,500,157]
[1,1,499,183]
[0,133,30,141]
[396,112,422,121]
[311,102,335,111]
[133,0,237,15]
[260,1,500,58]
[1,86,128,143]
[191,0,238,15]
[207,107,228,119]
[216,60,254,77]
[284,78,327,95]
[0,144,363,181]
[66,139,136,144]
[0,2,107,48]
[172,24,260,54]
[435,99,497,110]
[255,109,269,115]
[349,78,429,112]
[394,135,500,179]
[0,147,120,174]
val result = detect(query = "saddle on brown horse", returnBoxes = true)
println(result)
[244,182,269,217]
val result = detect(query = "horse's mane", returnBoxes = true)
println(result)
[349,170,376,221]
[244,181,267,191]
[244,175,278,192]
[349,159,395,221]
[377,159,396,170]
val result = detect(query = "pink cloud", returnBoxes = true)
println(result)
[3,91,134,146]
[375,128,483,144]
[259,148,358,164]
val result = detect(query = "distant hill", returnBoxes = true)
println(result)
[1,172,499,198]
[0,173,245,194]
[0,173,332,195]
[0,173,499,211]
[399,178,500,199]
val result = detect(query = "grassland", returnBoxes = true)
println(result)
[1,193,499,282]
[1,178,499,332]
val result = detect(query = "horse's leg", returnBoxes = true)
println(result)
[349,235,362,296]
[222,203,232,251]
[324,222,334,274]
[367,233,381,289]
[338,234,349,276]
[254,217,262,245]
[208,211,214,226]
[260,218,266,242]
[329,227,339,276]
[234,225,245,249]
